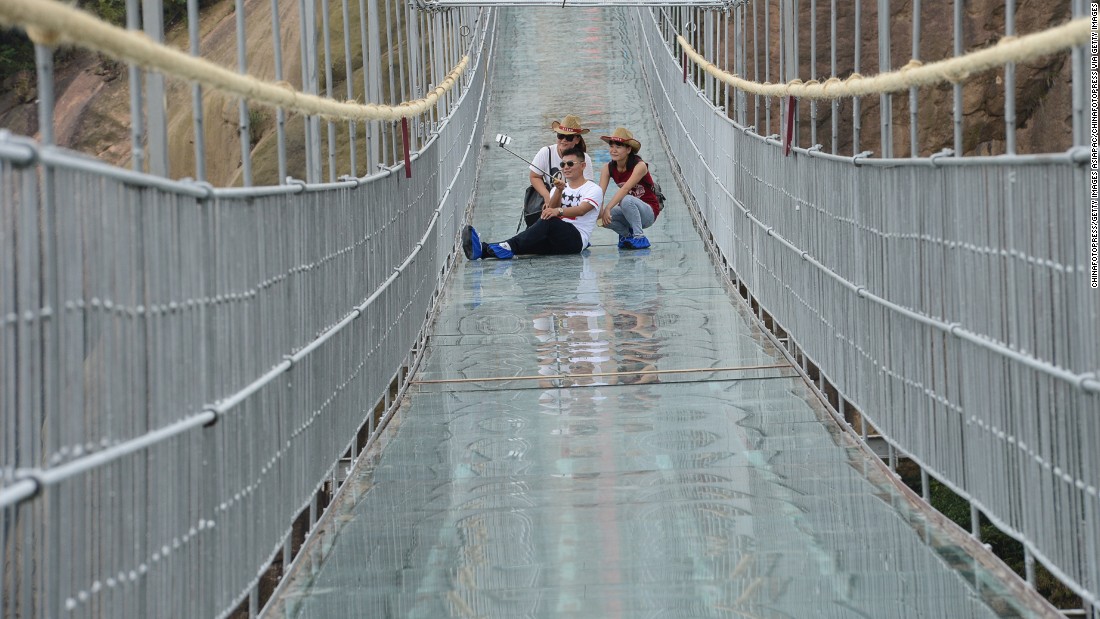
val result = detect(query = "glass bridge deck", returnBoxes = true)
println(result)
[269,7,1051,618]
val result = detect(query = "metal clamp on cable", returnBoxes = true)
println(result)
[285,177,307,193]
[201,406,220,428]
[338,174,361,187]
[0,475,43,510]
[183,178,215,200]
[1068,146,1090,165]
[929,148,953,167]
[852,150,873,166]
[0,130,41,168]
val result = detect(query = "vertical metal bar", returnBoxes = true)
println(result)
[704,10,714,105]
[952,0,963,155]
[342,0,357,177]
[1024,547,1036,588]
[405,0,421,148]
[297,0,312,179]
[401,118,411,179]
[366,0,383,168]
[297,0,318,181]
[1070,0,1086,146]
[777,0,784,118]
[357,0,372,172]
[830,0,837,153]
[878,0,892,158]
[810,0,817,145]
[142,0,169,176]
[271,0,288,183]
[433,14,446,124]
[126,0,145,172]
[1002,0,1015,154]
[723,10,730,115]
[920,468,929,501]
[764,0,771,133]
[909,0,920,157]
[384,0,399,164]
[321,0,337,182]
[422,10,436,129]
[235,0,253,186]
[393,0,408,108]
[739,4,748,125]
[35,47,55,146]
[33,40,63,619]
[970,503,981,540]
[188,0,206,181]
[790,0,799,145]
[853,0,862,153]
[753,0,760,129]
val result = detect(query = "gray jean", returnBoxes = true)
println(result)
[606,194,656,238]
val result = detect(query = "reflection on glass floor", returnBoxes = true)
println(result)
[267,6,1052,619]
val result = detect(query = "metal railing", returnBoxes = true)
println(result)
[631,3,1097,614]
[0,1,493,616]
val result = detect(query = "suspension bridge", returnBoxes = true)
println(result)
[0,0,1096,617]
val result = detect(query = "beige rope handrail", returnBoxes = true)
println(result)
[0,0,467,121]
[678,17,1089,100]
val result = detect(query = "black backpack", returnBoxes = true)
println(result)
[650,173,667,210]
[519,146,557,230]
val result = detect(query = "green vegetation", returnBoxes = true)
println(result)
[0,0,220,76]
[896,461,1081,610]
[0,31,34,75]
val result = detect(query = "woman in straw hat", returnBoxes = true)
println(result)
[598,127,661,250]
[528,115,595,206]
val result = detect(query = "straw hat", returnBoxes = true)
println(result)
[600,127,641,154]
[550,114,590,135]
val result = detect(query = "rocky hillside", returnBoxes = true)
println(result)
[0,0,1078,187]
[729,0,1075,156]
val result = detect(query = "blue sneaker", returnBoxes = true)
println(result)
[487,242,514,260]
[628,235,651,249]
[462,225,482,260]
[617,235,630,249]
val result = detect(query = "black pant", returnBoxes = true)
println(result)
[506,217,583,255]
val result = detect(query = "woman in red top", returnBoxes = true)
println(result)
[597,127,661,249]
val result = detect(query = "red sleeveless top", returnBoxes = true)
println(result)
[608,157,660,218]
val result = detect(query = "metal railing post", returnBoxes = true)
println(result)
[127,0,145,172]
[271,0,288,183]
[142,0,169,176]
[188,0,207,181]
[235,0,254,186]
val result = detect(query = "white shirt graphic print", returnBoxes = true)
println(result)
[551,180,602,248]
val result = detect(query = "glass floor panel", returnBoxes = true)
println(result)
[267,6,1053,619]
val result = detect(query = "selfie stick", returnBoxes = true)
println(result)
[494,134,555,180]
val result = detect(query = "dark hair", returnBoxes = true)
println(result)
[614,153,642,172]
[575,136,587,153]
[561,146,585,161]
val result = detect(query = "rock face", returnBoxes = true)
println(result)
[0,0,1080,183]
[719,0,1076,157]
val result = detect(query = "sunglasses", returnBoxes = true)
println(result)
[556,133,578,141]
[560,160,581,168]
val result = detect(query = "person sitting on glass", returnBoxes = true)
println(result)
[529,114,595,205]
[464,147,602,260]
[597,127,662,250]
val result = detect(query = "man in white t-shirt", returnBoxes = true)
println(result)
[465,147,602,260]
[528,115,595,206]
